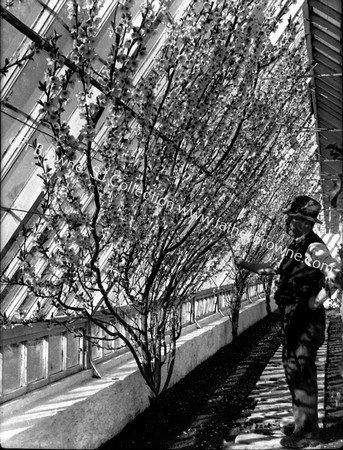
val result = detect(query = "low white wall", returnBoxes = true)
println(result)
[0,297,276,449]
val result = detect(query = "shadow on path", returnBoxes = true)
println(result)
[223,309,343,450]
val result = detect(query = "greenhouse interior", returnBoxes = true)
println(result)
[0,0,342,449]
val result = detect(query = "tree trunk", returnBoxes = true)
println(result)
[231,304,240,341]
[146,394,167,426]
[265,291,271,315]
[263,276,274,315]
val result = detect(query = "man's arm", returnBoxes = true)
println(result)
[308,288,330,310]
[236,260,277,275]
[306,242,343,310]
[306,242,343,289]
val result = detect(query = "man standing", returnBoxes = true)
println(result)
[237,195,342,449]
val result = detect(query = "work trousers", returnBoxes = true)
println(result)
[281,305,326,435]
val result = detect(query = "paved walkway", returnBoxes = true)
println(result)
[223,311,343,450]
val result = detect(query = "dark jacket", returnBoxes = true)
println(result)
[275,231,325,306]
[274,231,326,342]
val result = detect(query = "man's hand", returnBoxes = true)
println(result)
[308,288,329,310]
[308,296,322,310]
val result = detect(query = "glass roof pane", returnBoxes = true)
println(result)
[0,0,43,64]
[1,51,50,155]
[314,34,341,54]
[1,128,50,216]
[312,6,341,29]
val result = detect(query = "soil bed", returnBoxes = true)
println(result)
[100,309,343,450]
[101,313,282,450]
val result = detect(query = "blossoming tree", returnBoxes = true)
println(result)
[1,0,318,403]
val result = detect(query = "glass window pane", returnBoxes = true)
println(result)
[27,338,44,383]
[0,0,43,65]
[67,332,80,368]
[1,128,50,213]
[112,324,125,350]
[1,50,50,155]
[91,324,102,360]
[2,344,22,393]
[0,0,75,65]
[49,334,63,375]
[102,325,116,354]
[1,2,75,158]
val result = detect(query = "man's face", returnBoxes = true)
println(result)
[285,215,311,238]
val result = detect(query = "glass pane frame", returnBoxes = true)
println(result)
[90,323,104,360]
[0,323,87,404]
[26,337,46,384]
[67,331,82,369]
[48,333,64,376]
[1,343,24,394]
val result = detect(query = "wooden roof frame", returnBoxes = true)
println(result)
[303,0,343,236]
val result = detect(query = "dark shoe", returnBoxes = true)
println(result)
[280,432,320,448]
[281,423,295,436]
